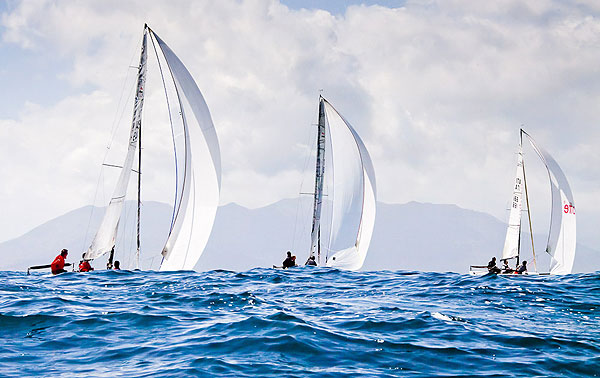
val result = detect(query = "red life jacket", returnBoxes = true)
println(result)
[79,261,92,272]
[51,255,65,274]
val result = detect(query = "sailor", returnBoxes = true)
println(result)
[305,256,317,266]
[282,251,296,269]
[78,253,94,272]
[113,261,121,270]
[487,257,501,274]
[51,249,69,275]
[501,259,514,274]
[516,261,528,274]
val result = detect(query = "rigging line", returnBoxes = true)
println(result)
[521,129,557,258]
[522,153,537,272]
[83,33,141,254]
[106,34,141,151]
[291,114,319,253]
[149,31,180,230]
[81,168,105,254]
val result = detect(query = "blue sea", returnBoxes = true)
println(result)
[0,269,598,377]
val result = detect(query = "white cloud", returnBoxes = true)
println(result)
[1,0,600,248]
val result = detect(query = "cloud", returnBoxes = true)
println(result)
[1,0,600,248]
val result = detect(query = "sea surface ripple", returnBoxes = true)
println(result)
[0,269,599,377]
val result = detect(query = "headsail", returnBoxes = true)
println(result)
[522,129,576,274]
[501,143,524,261]
[151,31,221,271]
[84,28,148,261]
[321,99,376,271]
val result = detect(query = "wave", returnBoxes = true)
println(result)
[0,269,598,376]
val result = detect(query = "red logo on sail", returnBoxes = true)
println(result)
[563,202,575,214]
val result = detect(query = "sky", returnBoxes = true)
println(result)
[1,0,600,252]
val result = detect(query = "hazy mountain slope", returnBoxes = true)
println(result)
[1,200,598,273]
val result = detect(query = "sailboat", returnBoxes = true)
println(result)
[470,129,576,275]
[83,24,221,271]
[302,96,376,271]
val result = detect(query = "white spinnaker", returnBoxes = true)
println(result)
[84,30,148,261]
[501,145,524,261]
[323,100,376,270]
[153,32,221,271]
[523,131,576,274]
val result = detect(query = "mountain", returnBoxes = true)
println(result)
[1,199,598,273]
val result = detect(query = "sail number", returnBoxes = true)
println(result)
[563,202,575,214]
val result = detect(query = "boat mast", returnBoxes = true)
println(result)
[521,129,537,272]
[135,25,148,271]
[516,139,523,267]
[309,96,326,265]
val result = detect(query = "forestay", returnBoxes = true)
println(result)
[522,130,576,274]
[322,100,376,271]
[152,32,221,271]
[84,29,148,261]
[501,144,524,261]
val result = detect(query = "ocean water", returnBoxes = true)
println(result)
[0,269,598,377]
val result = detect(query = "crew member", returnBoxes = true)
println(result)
[282,251,296,269]
[501,259,514,274]
[51,249,69,275]
[113,261,121,270]
[79,253,94,272]
[516,261,528,274]
[78,253,94,272]
[305,256,317,266]
[487,257,501,274]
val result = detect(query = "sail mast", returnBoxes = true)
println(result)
[136,83,142,270]
[309,96,326,265]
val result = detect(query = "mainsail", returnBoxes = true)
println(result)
[308,99,326,264]
[83,25,220,271]
[522,129,576,275]
[308,97,376,271]
[84,29,148,261]
[501,142,524,261]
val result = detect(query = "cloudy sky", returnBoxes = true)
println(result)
[1,0,599,250]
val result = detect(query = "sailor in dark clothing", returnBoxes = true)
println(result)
[305,256,317,266]
[487,257,501,274]
[113,261,121,270]
[282,251,296,269]
[516,261,527,274]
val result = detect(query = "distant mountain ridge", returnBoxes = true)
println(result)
[1,199,598,273]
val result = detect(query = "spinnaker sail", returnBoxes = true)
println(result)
[522,130,576,275]
[153,32,221,271]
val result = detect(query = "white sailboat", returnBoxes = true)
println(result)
[83,24,221,271]
[305,96,376,271]
[470,129,576,275]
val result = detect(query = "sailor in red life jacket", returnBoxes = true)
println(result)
[51,249,69,275]
[78,253,94,272]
